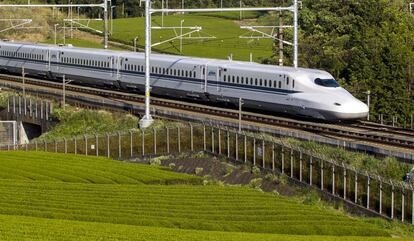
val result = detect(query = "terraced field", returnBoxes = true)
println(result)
[0,151,409,240]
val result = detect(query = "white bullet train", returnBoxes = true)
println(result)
[0,40,368,121]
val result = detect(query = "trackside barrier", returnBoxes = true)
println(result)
[1,123,413,225]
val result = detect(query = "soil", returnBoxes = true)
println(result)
[133,152,299,196]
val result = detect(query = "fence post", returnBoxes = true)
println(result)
[281,146,285,174]
[321,160,324,190]
[177,126,181,153]
[44,140,47,152]
[211,128,214,153]
[218,128,221,155]
[74,138,77,155]
[402,190,405,222]
[309,156,313,186]
[96,135,99,156]
[35,140,38,151]
[203,125,206,151]
[244,134,247,163]
[253,136,256,166]
[391,185,395,219]
[166,128,170,154]
[332,164,335,195]
[106,134,110,158]
[271,143,275,171]
[412,190,414,225]
[354,171,358,204]
[153,128,157,155]
[299,150,303,182]
[262,140,265,168]
[25,143,28,151]
[190,124,194,151]
[235,132,239,161]
[366,174,370,209]
[379,181,382,214]
[118,132,122,158]
[227,130,230,158]
[54,140,57,153]
[290,149,293,178]
[85,135,88,156]
[64,138,67,154]
[130,131,133,157]
[343,164,346,199]
[141,130,145,156]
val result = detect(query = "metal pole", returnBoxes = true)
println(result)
[63,21,66,44]
[161,0,164,27]
[366,90,371,121]
[22,67,25,99]
[111,6,116,36]
[238,98,243,132]
[103,0,109,49]
[180,19,184,54]
[54,24,59,45]
[139,0,154,128]
[134,36,138,52]
[62,75,66,110]
[293,0,298,68]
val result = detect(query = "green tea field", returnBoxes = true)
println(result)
[0,151,410,240]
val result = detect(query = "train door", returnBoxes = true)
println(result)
[200,65,207,92]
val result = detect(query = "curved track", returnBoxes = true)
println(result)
[0,73,413,151]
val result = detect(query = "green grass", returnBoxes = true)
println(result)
[0,179,390,236]
[88,15,273,62]
[0,214,410,241]
[0,151,200,185]
[0,151,410,240]
[38,107,138,140]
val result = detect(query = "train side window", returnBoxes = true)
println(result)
[193,71,196,78]
[259,79,262,86]
[287,77,290,85]
[264,79,267,87]
[232,76,235,83]
[236,76,239,83]
[293,79,295,89]
[241,77,244,84]
[278,81,281,89]
[255,79,258,86]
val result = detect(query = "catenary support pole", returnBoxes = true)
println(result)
[139,0,154,128]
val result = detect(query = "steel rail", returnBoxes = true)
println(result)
[0,73,412,150]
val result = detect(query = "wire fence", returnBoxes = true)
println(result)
[1,123,413,224]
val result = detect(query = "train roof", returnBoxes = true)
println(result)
[0,40,332,78]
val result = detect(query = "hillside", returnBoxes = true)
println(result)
[0,151,411,240]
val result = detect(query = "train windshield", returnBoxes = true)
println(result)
[314,78,340,88]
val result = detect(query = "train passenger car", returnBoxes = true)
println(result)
[0,40,369,121]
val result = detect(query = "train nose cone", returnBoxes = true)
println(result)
[338,99,369,120]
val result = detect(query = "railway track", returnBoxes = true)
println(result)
[0,73,413,152]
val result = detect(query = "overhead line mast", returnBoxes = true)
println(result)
[139,1,299,128]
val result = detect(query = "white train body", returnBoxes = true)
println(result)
[0,40,368,120]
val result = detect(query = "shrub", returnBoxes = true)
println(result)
[274,174,289,185]
[251,166,261,176]
[302,190,321,206]
[195,167,204,175]
[264,173,277,182]
[150,159,161,166]
[168,163,176,169]
[248,178,263,189]
[223,165,234,177]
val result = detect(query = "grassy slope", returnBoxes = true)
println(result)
[0,151,199,185]
[88,15,273,62]
[0,151,409,240]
